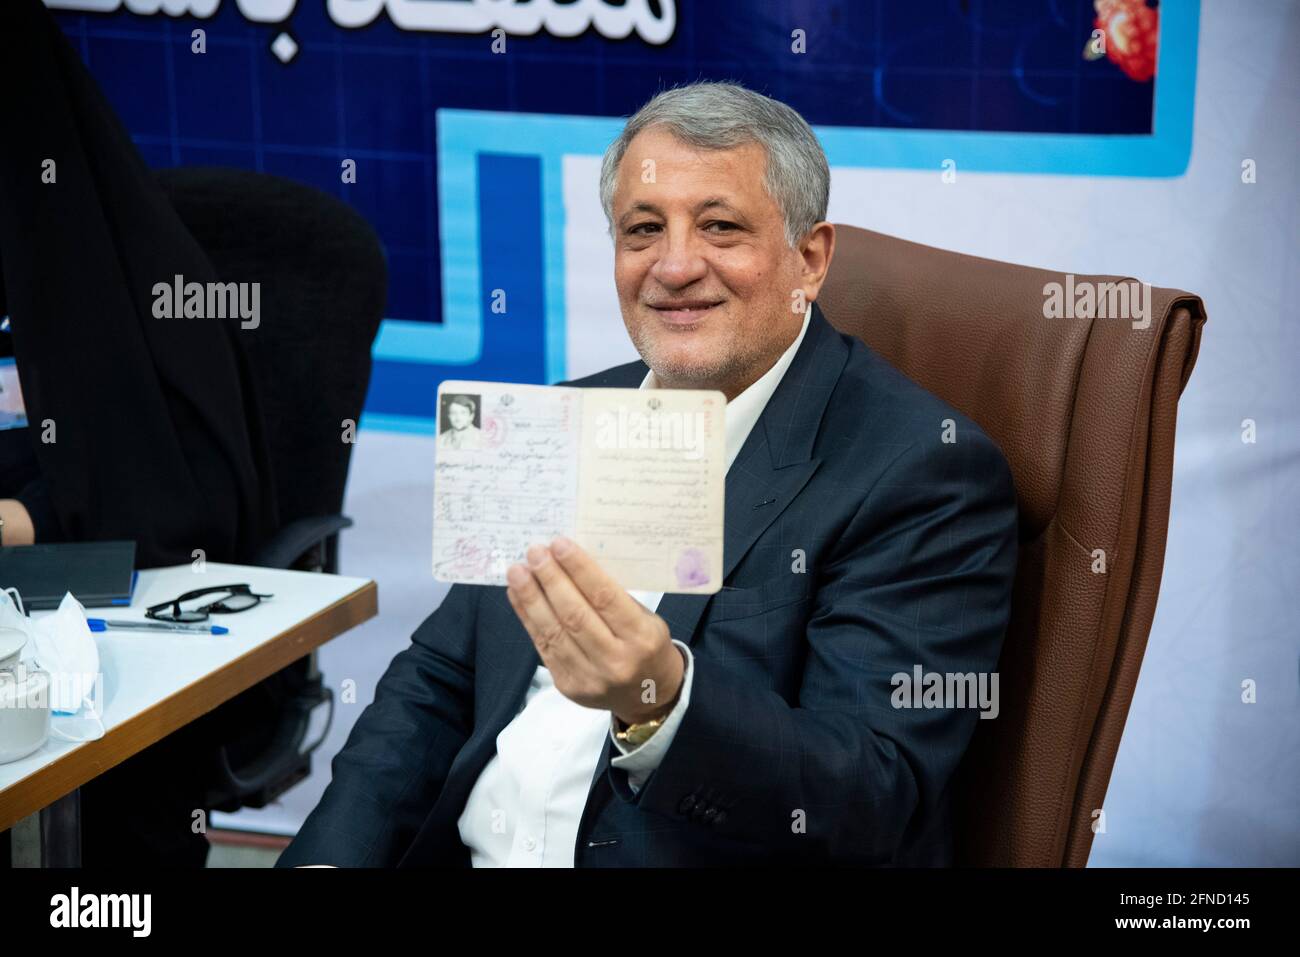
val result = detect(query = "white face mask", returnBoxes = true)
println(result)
[2,588,106,743]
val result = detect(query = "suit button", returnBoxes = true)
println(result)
[677,794,697,815]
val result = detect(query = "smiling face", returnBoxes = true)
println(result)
[611,126,834,401]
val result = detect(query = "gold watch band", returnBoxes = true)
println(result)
[615,715,664,747]
[616,645,687,747]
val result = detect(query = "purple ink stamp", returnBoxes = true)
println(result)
[674,547,711,589]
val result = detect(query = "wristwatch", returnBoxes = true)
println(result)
[616,644,690,746]
[615,714,665,747]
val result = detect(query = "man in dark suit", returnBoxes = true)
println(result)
[279,81,1017,867]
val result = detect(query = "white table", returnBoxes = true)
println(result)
[0,562,377,865]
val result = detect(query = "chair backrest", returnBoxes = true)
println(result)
[155,168,386,531]
[819,225,1207,867]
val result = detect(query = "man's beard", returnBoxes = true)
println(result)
[628,321,762,391]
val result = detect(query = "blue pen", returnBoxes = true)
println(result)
[88,619,229,635]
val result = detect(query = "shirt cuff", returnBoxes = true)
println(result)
[609,640,694,793]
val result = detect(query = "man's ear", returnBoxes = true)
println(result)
[799,221,836,302]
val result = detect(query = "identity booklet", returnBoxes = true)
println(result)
[433,380,725,594]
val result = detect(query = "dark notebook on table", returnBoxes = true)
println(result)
[0,540,137,610]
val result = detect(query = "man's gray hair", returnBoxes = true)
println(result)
[599,82,830,248]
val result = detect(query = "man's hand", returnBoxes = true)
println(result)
[505,535,684,725]
[0,499,35,546]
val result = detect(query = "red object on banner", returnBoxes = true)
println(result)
[1090,0,1159,82]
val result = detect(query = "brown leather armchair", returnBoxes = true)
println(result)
[819,225,1208,867]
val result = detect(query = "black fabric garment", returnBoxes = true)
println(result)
[0,330,64,543]
[14,474,61,544]
[0,0,280,867]
[0,428,63,545]
[0,0,278,569]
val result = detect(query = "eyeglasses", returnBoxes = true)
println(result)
[145,584,273,623]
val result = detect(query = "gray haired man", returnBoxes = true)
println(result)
[280,82,1017,867]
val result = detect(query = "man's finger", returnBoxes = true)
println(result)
[505,564,591,674]
[547,535,650,639]
[522,544,621,662]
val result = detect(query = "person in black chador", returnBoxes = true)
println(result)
[0,0,280,866]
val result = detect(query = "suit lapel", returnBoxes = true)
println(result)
[654,302,850,648]
[590,302,851,783]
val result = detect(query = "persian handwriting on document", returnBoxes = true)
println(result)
[433,380,724,594]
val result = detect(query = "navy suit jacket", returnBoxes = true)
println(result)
[277,302,1018,867]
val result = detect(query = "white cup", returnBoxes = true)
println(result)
[0,624,26,672]
[0,656,52,764]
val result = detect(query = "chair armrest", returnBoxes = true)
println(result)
[255,514,353,570]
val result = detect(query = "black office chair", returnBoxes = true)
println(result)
[156,167,386,812]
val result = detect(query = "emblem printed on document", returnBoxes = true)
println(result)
[432,380,725,595]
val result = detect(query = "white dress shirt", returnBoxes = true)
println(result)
[457,309,812,866]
